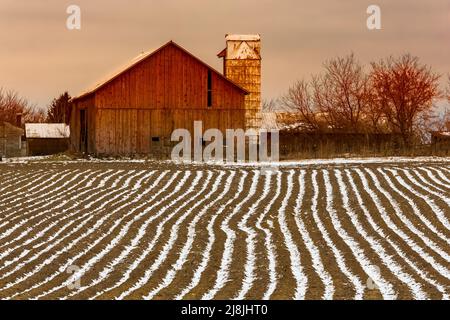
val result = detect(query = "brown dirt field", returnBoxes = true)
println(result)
[0,159,449,300]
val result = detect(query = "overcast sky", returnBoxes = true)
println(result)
[1,0,449,110]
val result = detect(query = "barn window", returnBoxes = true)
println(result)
[152,136,160,142]
[207,70,212,107]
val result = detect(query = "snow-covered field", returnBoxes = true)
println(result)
[0,159,449,300]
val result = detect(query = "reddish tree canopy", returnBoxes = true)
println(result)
[0,88,45,126]
[370,54,440,146]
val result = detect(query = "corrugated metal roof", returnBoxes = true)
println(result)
[261,112,317,132]
[25,124,70,139]
[431,131,450,139]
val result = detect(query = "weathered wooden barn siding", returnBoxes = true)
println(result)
[72,43,246,155]
[27,138,69,156]
[0,122,25,157]
[70,96,96,153]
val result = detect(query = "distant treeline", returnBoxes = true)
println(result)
[266,54,450,148]
[0,88,71,126]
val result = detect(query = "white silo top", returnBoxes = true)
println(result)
[225,34,260,41]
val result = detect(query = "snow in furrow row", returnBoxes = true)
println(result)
[294,170,334,299]
[0,169,54,209]
[345,169,449,299]
[79,170,189,300]
[109,171,206,300]
[16,170,155,263]
[111,170,211,298]
[0,172,106,248]
[0,169,40,196]
[233,171,272,300]
[0,170,86,233]
[413,168,450,192]
[0,169,75,215]
[257,172,281,300]
[276,170,308,300]
[0,169,73,225]
[428,167,450,185]
[0,170,102,261]
[143,171,225,300]
[335,169,425,299]
[312,170,368,300]
[390,168,450,231]
[29,169,128,254]
[202,170,258,300]
[28,170,180,300]
[11,169,170,300]
[375,168,450,250]
[355,168,450,279]
[77,170,207,300]
[311,170,366,299]
[0,170,88,241]
[0,170,147,295]
[0,170,116,263]
[174,171,238,300]
[0,170,21,186]
[399,168,450,206]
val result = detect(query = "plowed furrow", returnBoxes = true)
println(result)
[0,161,448,300]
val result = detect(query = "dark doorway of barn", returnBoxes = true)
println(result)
[80,109,87,153]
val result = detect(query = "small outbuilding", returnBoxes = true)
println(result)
[25,123,70,156]
[0,122,26,158]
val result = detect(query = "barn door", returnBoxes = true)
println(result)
[80,109,88,153]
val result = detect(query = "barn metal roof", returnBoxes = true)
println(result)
[71,41,249,102]
[260,112,317,132]
[431,131,450,139]
[25,123,70,139]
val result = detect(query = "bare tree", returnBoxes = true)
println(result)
[433,107,450,132]
[0,88,45,126]
[444,108,450,131]
[262,98,279,112]
[312,54,372,133]
[365,93,387,133]
[370,54,441,146]
[414,107,440,143]
[280,80,319,130]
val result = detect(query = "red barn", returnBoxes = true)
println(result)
[70,37,262,156]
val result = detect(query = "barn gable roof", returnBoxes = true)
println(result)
[71,41,249,102]
[1,122,24,135]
